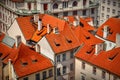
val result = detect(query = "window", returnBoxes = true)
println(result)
[63,66,66,74]
[91,8,95,14]
[81,76,85,80]
[102,6,105,11]
[62,53,66,61]
[49,69,53,77]
[82,62,85,70]
[107,0,110,5]
[118,3,120,8]
[93,67,96,75]
[35,73,40,80]
[113,76,117,80]
[118,11,120,15]
[107,8,110,12]
[23,77,28,80]
[83,10,86,15]
[27,2,31,10]
[57,55,60,62]
[70,63,74,71]
[73,11,77,15]
[42,71,46,79]
[102,0,105,3]
[102,71,106,79]
[106,15,109,19]
[63,12,68,16]
[73,1,78,7]
[53,3,58,9]
[83,0,87,6]
[63,1,68,8]
[112,9,116,14]
[70,51,74,58]
[54,13,58,17]
[6,76,9,80]
[113,2,116,6]
[102,13,104,17]
[57,68,61,76]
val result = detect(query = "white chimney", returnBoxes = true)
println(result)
[64,17,69,21]
[38,19,42,31]
[15,35,21,48]
[34,14,39,22]
[47,24,51,34]
[95,43,103,55]
[73,20,79,27]
[116,33,120,48]
[103,25,109,38]
[35,44,40,53]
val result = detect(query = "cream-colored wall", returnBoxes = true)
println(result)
[19,67,54,80]
[38,37,55,62]
[75,58,120,80]
[56,50,75,80]
[7,20,26,44]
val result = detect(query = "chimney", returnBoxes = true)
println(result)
[34,14,39,23]
[53,27,59,34]
[95,43,103,55]
[35,44,40,53]
[64,17,69,21]
[38,19,42,31]
[73,20,79,27]
[116,33,120,48]
[47,24,51,34]
[103,25,109,38]
[15,35,21,48]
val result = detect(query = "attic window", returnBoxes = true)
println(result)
[0,53,3,57]
[80,22,84,27]
[54,41,60,46]
[109,53,118,60]
[86,47,94,54]
[22,62,28,66]
[32,59,38,63]
[66,38,72,43]
[86,36,90,39]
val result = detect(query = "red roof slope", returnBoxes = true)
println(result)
[46,23,80,54]
[14,44,53,77]
[16,17,36,40]
[97,18,120,42]
[42,14,66,31]
[75,45,120,76]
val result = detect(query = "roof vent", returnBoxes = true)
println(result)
[86,36,90,39]
[21,59,28,66]
[66,38,72,43]
[54,41,60,46]
[86,47,94,54]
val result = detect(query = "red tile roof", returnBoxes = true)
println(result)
[16,16,36,40]
[14,44,53,77]
[97,18,120,42]
[46,22,80,54]
[75,45,120,76]
[66,16,95,31]
[42,14,66,31]
[0,34,53,78]
[73,26,103,45]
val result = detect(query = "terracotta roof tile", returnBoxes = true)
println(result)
[46,22,80,54]
[97,18,120,42]
[16,16,36,40]
[75,45,120,76]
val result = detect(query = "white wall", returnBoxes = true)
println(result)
[7,20,26,44]
[37,36,55,62]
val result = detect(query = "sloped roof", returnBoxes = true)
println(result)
[14,44,53,77]
[16,16,37,40]
[97,18,120,42]
[73,26,103,45]
[46,22,80,54]
[42,14,66,31]
[75,45,120,76]
[66,16,95,31]
[0,33,53,78]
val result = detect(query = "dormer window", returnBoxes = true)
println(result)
[54,40,60,46]
[66,37,72,43]
[80,22,84,27]
[86,47,94,54]
[32,59,38,63]
[109,53,118,60]
[86,36,90,39]
[22,62,28,66]
[0,52,3,57]
[53,27,59,34]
